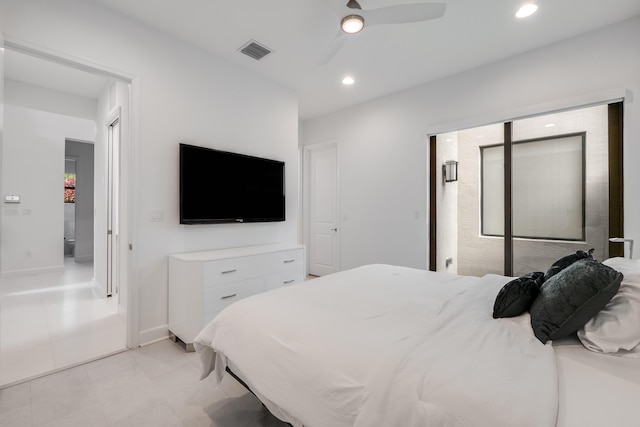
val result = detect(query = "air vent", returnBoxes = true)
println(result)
[239,40,272,61]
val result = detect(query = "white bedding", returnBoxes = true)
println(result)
[553,337,640,427]
[194,264,558,427]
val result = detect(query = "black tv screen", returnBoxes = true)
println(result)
[180,143,285,224]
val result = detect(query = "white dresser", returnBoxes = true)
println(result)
[168,243,305,350]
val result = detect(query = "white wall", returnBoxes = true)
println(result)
[3,78,99,270]
[0,36,4,274]
[302,16,640,270]
[0,0,299,344]
[5,79,97,120]
[1,104,96,275]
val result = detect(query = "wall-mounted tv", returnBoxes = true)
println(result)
[179,143,285,224]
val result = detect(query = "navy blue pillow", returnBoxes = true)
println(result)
[493,272,544,318]
[530,259,622,343]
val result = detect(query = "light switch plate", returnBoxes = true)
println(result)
[4,195,20,203]
[150,210,165,222]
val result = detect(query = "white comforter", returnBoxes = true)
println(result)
[194,264,558,427]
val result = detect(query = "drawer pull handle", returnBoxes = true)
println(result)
[283,259,295,263]
[221,293,237,300]
[221,269,237,274]
[283,279,296,284]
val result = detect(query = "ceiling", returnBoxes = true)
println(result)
[7,0,640,120]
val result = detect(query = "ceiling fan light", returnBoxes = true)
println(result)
[341,15,364,34]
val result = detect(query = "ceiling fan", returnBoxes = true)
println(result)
[318,0,447,65]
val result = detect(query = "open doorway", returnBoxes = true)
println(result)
[64,156,78,258]
[0,46,132,386]
[64,140,95,264]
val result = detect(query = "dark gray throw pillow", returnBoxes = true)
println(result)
[530,259,622,344]
[493,272,544,318]
[543,248,594,282]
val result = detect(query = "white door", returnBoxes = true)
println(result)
[308,145,339,276]
[107,117,120,297]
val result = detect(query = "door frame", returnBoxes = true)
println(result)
[302,140,341,276]
[106,109,121,298]
[428,135,436,271]
[3,38,141,349]
[0,29,4,275]
[63,155,79,259]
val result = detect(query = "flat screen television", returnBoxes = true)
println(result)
[180,143,285,224]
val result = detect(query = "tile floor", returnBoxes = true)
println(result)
[0,338,289,426]
[0,259,126,386]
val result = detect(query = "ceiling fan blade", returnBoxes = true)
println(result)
[317,31,348,65]
[346,0,362,9]
[362,3,446,26]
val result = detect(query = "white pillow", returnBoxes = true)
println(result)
[577,257,640,356]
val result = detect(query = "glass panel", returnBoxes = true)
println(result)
[480,144,504,236]
[482,135,585,240]
[436,123,504,276]
[512,105,609,276]
[513,135,584,240]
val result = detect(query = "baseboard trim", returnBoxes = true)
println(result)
[138,325,169,346]
[0,347,129,390]
[1,265,64,278]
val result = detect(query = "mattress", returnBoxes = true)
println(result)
[553,337,640,427]
[220,337,640,427]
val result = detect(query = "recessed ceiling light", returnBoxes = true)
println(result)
[545,123,555,128]
[516,4,538,19]
[342,76,355,85]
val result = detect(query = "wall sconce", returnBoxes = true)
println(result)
[442,160,458,183]
[609,237,634,259]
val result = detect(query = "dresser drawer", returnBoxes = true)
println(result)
[203,277,264,323]
[266,249,304,273]
[265,271,305,291]
[203,255,271,286]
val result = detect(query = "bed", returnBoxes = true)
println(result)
[194,258,640,427]
[554,337,640,426]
